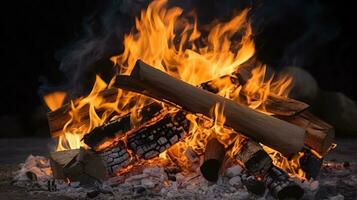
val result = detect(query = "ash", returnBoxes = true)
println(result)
[13,155,357,200]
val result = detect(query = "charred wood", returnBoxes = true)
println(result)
[265,166,304,200]
[200,137,226,182]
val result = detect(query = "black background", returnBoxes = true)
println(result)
[0,0,355,137]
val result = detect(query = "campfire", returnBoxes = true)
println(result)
[39,1,335,199]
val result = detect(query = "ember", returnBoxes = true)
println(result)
[40,0,338,199]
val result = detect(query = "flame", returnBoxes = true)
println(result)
[43,91,66,111]
[46,0,311,179]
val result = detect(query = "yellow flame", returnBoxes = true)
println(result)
[46,0,309,179]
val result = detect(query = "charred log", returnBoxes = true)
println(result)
[100,141,133,175]
[265,166,304,200]
[200,137,226,182]
[127,111,189,159]
[83,102,164,149]
[299,148,323,179]
[100,111,189,174]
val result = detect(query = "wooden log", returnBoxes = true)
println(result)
[115,60,305,154]
[47,60,308,138]
[200,137,226,182]
[50,148,106,184]
[230,138,304,199]
[47,88,120,137]
[83,102,164,150]
[231,137,272,175]
[265,166,304,200]
[100,111,189,175]
[281,111,335,156]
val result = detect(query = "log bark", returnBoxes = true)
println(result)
[115,60,305,154]
[200,137,226,182]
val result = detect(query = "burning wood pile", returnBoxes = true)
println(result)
[41,1,336,199]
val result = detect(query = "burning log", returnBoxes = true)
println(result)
[200,137,226,182]
[127,111,189,159]
[231,138,304,199]
[100,141,133,174]
[83,102,164,150]
[115,60,305,154]
[100,111,190,174]
[50,148,106,184]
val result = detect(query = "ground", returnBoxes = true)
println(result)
[0,137,356,200]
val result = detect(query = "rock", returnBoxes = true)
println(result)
[225,165,242,178]
[281,66,319,103]
[86,190,100,198]
[312,91,357,136]
[328,194,345,200]
[228,176,242,187]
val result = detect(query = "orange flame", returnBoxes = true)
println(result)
[43,91,66,111]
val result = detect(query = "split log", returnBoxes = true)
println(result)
[299,148,323,179]
[115,60,305,154]
[200,137,226,182]
[281,111,334,156]
[50,148,106,184]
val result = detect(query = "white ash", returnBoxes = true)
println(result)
[13,155,357,199]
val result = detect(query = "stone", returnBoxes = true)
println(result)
[225,165,243,178]
[229,176,242,187]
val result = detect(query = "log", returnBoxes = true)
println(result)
[231,137,272,175]
[47,88,120,137]
[50,148,106,184]
[83,102,164,150]
[230,138,304,199]
[265,166,304,200]
[200,137,226,182]
[281,111,335,156]
[299,148,323,179]
[115,60,305,154]
[100,111,189,175]
[47,61,308,138]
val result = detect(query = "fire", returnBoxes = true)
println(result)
[44,0,310,179]
[43,91,66,111]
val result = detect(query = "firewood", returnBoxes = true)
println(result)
[50,149,79,179]
[231,137,272,175]
[231,138,304,199]
[100,111,189,175]
[83,102,164,150]
[47,88,119,137]
[265,166,304,200]
[127,111,189,159]
[299,148,323,179]
[282,111,335,156]
[115,60,305,154]
[200,137,226,182]
[47,60,308,138]
[50,148,106,184]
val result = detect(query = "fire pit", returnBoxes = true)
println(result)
[9,1,357,199]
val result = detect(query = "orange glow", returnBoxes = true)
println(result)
[47,0,312,179]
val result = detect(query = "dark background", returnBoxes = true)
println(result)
[0,0,355,137]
